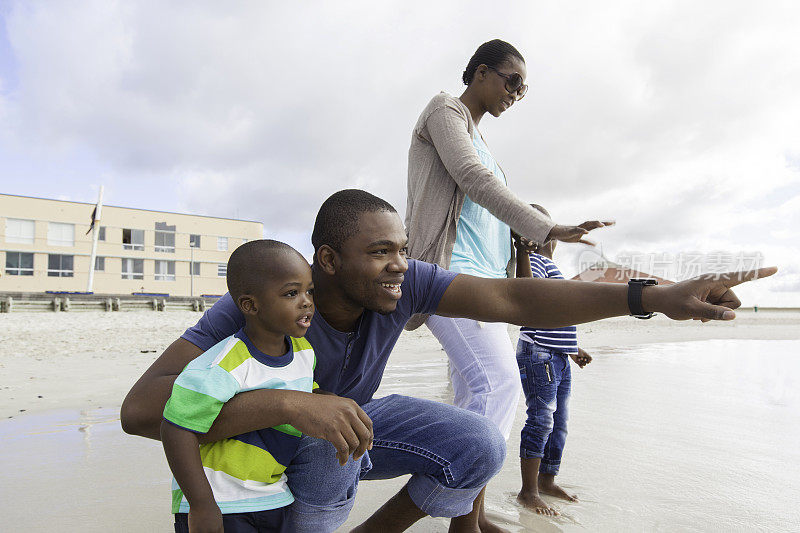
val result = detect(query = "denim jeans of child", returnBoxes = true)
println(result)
[283,394,506,532]
[516,341,571,475]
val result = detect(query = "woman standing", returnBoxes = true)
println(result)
[405,39,610,528]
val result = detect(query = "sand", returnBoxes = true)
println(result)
[2,309,797,419]
[1,309,799,531]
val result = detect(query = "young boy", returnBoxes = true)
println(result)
[161,239,316,533]
[514,205,593,517]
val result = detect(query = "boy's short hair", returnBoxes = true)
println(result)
[311,189,396,257]
[226,239,302,305]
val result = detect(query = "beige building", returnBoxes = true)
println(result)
[1,193,263,297]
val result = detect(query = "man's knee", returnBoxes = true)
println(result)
[458,413,506,487]
[286,437,371,505]
[285,438,371,533]
[478,418,507,481]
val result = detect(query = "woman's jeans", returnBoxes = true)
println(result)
[426,316,521,439]
[516,340,571,475]
[284,394,506,532]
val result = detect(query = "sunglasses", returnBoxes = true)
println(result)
[486,65,528,100]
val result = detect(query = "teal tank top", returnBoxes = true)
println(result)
[449,132,511,279]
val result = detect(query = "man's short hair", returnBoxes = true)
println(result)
[227,239,299,304]
[311,189,396,254]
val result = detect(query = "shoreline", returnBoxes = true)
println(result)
[2,310,799,419]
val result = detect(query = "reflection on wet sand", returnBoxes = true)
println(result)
[2,339,800,532]
[1,407,171,532]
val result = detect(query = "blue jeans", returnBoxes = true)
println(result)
[284,394,506,532]
[516,341,571,475]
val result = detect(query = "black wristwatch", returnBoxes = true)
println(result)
[628,278,658,319]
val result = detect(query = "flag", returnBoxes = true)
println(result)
[86,206,97,235]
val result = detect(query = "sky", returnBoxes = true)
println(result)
[1,1,798,306]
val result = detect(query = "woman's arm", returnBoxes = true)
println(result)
[424,103,554,245]
[424,102,613,245]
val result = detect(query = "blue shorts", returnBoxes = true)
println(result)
[174,507,290,533]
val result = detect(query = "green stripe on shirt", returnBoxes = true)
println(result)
[163,384,225,433]
[218,342,253,373]
[200,438,286,484]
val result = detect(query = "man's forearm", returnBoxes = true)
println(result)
[126,381,300,443]
[121,337,374,463]
[502,278,632,327]
[437,275,635,327]
[199,388,301,443]
[121,337,299,442]
[438,267,761,327]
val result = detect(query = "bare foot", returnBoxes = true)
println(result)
[516,490,559,516]
[476,490,510,533]
[478,516,510,533]
[538,475,577,502]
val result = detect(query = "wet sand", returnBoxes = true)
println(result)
[1,311,799,531]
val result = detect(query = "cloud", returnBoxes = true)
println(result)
[1,0,799,303]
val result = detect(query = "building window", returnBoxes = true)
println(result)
[189,234,201,248]
[5,219,35,244]
[48,254,74,277]
[121,258,144,280]
[155,260,176,281]
[217,263,227,277]
[5,251,34,276]
[95,256,105,271]
[217,237,228,251]
[47,222,75,247]
[191,261,201,276]
[155,222,176,253]
[98,226,106,241]
[122,228,145,251]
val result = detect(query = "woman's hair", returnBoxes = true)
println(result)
[462,39,525,85]
[530,203,550,217]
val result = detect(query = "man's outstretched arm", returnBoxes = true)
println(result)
[120,338,373,465]
[435,267,777,327]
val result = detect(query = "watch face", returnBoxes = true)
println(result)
[630,278,658,285]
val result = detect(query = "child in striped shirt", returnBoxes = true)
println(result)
[513,205,593,517]
[161,240,315,533]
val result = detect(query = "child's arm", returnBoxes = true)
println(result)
[161,420,224,533]
[569,347,593,368]
[513,236,536,279]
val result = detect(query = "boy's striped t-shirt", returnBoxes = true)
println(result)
[518,253,578,354]
[163,329,317,514]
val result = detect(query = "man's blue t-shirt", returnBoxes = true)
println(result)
[182,259,458,405]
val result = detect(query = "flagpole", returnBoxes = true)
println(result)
[86,186,104,293]
[190,244,194,297]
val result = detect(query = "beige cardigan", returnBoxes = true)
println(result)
[404,92,554,329]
